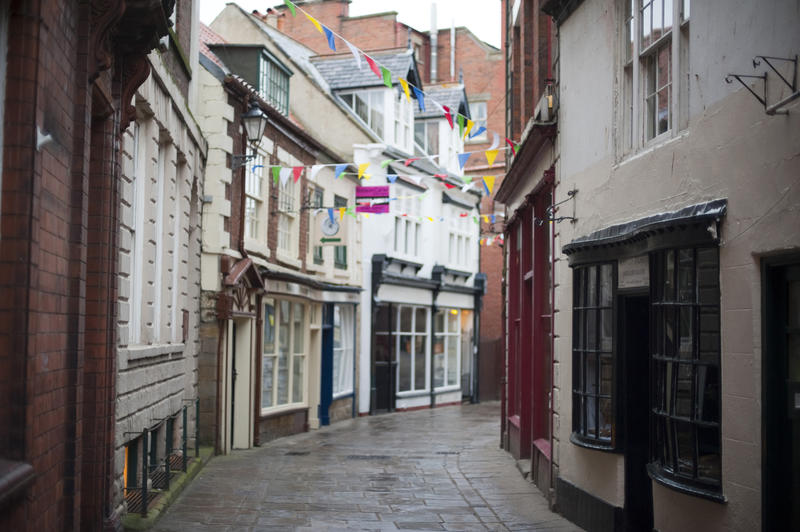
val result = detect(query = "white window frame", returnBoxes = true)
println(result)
[310,185,324,265]
[244,154,264,240]
[413,120,440,157]
[448,214,472,268]
[391,189,422,259]
[339,89,385,139]
[434,309,462,390]
[277,177,297,255]
[153,140,167,342]
[393,90,412,151]
[332,305,354,398]
[394,305,429,394]
[467,101,488,142]
[259,52,290,116]
[129,122,145,345]
[261,298,308,414]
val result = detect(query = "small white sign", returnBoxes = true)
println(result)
[618,255,650,289]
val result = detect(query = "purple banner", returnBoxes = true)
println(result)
[356,203,390,214]
[356,185,389,198]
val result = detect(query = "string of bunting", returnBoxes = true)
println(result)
[281,0,520,160]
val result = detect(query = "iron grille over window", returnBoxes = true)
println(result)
[649,247,722,497]
[572,263,616,447]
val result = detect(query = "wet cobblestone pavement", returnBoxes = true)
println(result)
[152,402,581,531]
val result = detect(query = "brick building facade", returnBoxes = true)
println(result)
[0,1,174,530]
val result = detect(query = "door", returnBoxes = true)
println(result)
[226,319,253,451]
[319,303,334,426]
[764,262,800,530]
[621,294,653,532]
[372,303,396,413]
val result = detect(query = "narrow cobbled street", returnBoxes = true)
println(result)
[153,402,579,531]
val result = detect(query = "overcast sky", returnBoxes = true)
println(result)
[199,1,502,48]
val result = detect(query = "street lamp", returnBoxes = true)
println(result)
[233,101,269,169]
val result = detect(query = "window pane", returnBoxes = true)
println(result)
[698,306,720,362]
[398,335,412,391]
[400,307,413,332]
[598,398,613,441]
[333,306,342,349]
[664,306,676,357]
[293,303,304,353]
[587,265,598,306]
[657,87,670,135]
[652,0,663,40]
[414,335,426,389]
[664,0,674,32]
[433,337,444,388]
[679,306,693,358]
[664,249,675,300]
[696,365,720,422]
[261,356,274,408]
[355,92,369,123]
[415,308,427,333]
[586,352,598,395]
[600,309,613,352]
[292,355,304,403]
[697,426,721,482]
[664,361,674,413]
[600,264,613,306]
[277,301,290,404]
[678,249,694,302]
[575,309,584,349]
[641,2,652,49]
[340,93,353,108]
[447,336,458,386]
[428,121,439,154]
[675,421,694,476]
[697,248,719,304]
[586,395,597,438]
[414,122,425,148]
[447,309,459,333]
[264,300,275,353]
[600,354,613,395]
[675,363,692,418]
[435,310,444,333]
[586,309,597,349]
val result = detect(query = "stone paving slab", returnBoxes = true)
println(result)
[152,402,582,531]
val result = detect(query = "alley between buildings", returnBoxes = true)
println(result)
[152,402,579,531]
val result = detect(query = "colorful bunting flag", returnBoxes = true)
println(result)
[380,66,392,88]
[272,166,280,185]
[482,176,496,196]
[364,55,382,78]
[489,132,500,151]
[485,149,499,166]
[345,40,362,69]
[442,105,454,129]
[386,174,398,183]
[412,86,425,111]
[310,164,324,181]
[305,12,323,33]
[434,173,447,179]
[323,26,336,51]
[339,207,345,221]
[335,164,347,179]
[469,126,486,139]
[404,158,419,166]
[491,214,496,223]
[457,114,465,137]
[279,167,292,186]
[427,217,434,222]
[444,183,456,189]
[328,208,335,223]
[399,78,411,102]
[380,159,393,169]
[463,119,475,140]
[284,0,296,16]
[483,215,490,223]
[473,215,479,224]
[358,163,370,179]
[505,137,518,156]
[457,152,471,170]
[292,166,303,182]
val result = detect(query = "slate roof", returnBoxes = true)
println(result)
[310,49,418,91]
[415,83,470,119]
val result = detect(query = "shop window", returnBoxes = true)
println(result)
[572,263,616,447]
[395,305,429,393]
[649,247,722,496]
[434,309,462,389]
[262,299,307,411]
[332,305,355,397]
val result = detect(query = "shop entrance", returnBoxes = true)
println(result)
[372,303,396,413]
[620,294,653,532]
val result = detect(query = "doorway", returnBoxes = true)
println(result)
[620,294,653,532]
[763,261,800,531]
[372,303,396,413]
[225,319,253,451]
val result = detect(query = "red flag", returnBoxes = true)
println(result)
[364,55,382,78]
[444,183,456,189]
[505,137,517,156]
[434,173,447,179]
[404,157,419,166]
[443,105,454,129]
[293,166,303,182]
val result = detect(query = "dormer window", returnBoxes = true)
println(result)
[259,52,290,115]
[339,90,385,139]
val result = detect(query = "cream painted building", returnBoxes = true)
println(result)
[538,0,800,531]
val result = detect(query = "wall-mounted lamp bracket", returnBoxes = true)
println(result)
[535,188,578,225]
[232,153,257,170]
[753,55,797,92]
[725,73,768,108]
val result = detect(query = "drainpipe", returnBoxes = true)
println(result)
[352,302,358,418]
[430,4,438,83]
[549,179,557,505]
[450,21,456,81]
[431,265,444,408]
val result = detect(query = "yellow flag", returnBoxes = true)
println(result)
[483,176,495,195]
[339,207,345,221]
[485,149,499,166]
[358,163,370,179]
[427,216,434,222]
[363,213,370,219]
[399,78,411,102]
[305,12,323,33]
[463,119,474,139]
[483,214,490,223]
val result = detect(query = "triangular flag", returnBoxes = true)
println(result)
[485,149,499,166]
[480,239,485,245]
[461,174,472,184]
[473,215,479,224]
[505,137,518,156]
[483,215,490,223]
[364,55,381,78]
[482,176,496,195]
[408,175,423,186]
[386,174,398,183]
[292,166,303,183]
[399,78,411,102]
[457,114,465,137]
[322,26,336,51]
[404,158,419,166]
[305,12,323,33]
[363,174,372,180]
[310,164,324,181]
[279,167,292,186]
[380,66,392,88]
[443,105,454,129]
[272,166,281,185]
[489,132,500,151]
[457,152,471,170]
[434,173,447,179]
[412,86,425,111]
[469,126,486,139]
[444,183,456,189]
[339,207,345,221]
[380,159,393,169]
[345,40,362,69]
[358,163,370,179]
[463,119,475,140]
[491,214,497,223]
[328,208,335,223]
[427,217,434,222]
[335,164,347,179]
[284,0,296,16]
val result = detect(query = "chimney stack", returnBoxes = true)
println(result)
[430,3,438,83]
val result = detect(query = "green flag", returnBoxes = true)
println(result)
[284,0,296,16]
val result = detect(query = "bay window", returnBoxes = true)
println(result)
[259,51,290,116]
[262,299,307,411]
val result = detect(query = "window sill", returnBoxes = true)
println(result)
[569,432,618,452]
[646,463,726,503]
[396,390,430,398]
[0,459,35,507]
[259,404,308,419]
[276,251,302,270]
[433,385,461,394]
[123,343,185,362]
[332,391,354,400]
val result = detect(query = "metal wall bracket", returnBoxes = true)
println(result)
[726,54,799,115]
[535,188,578,225]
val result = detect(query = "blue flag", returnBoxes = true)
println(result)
[412,86,425,112]
[323,26,336,51]
[468,126,486,139]
[328,208,335,223]
[386,174,398,183]
[335,164,347,178]
[457,152,471,170]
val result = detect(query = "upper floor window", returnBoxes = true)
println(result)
[468,102,488,142]
[260,52,290,116]
[244,154,264,239]
[414,120,439,157]
[448,215,472,269]
[392,191,421,259]
[339,90,384,139]
[394,91,412,150]
[278,177,296,255]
